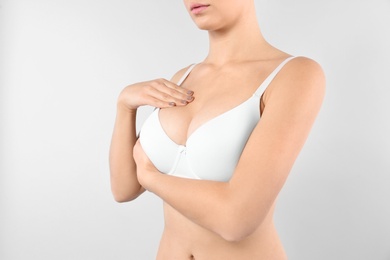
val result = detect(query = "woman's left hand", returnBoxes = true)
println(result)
[133,139,158,189]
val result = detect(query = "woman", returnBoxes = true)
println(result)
[110,0,325,259]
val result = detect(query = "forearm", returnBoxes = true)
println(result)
[109,104,142,202]
[110,75,195,201]
[144,172,248,241]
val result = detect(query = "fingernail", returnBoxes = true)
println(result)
[186,96,194,101]
[187,90,194,95]
[169,102,176,106]
[181,100,188,105]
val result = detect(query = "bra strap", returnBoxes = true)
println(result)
[254,56,296,97]
[177,63,197,86]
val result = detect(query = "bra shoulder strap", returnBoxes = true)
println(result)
[177,63,197,86]
[254,56,297,97]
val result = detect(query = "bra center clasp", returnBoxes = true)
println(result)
[178,145,186,154]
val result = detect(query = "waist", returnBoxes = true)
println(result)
[161,202,287,259]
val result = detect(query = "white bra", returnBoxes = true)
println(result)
[139,57,296,182]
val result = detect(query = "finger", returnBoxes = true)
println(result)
[148,96,183,109]
[159,78,194,94]
[157,79,195,100]
[147,85,193,107]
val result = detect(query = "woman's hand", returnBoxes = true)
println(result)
[118,78,194,111]
[133,139,158,189]
[110,69,195,202]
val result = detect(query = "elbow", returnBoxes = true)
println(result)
[219,223,256,243]
[111,187,143,203]
[110,173,144,203]
[217,205,264,242]
[112,193,135,203]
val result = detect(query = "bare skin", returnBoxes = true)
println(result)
[110,0,326,259]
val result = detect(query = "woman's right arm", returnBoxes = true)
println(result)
[109,101,143,202]
[109,71,195,202]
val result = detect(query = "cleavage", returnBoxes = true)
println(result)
[157,90,256,147]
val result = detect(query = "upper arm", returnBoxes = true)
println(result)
[228,56,326,226]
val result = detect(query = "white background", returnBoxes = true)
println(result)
[1,0,390,259]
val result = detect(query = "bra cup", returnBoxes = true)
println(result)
[186,98,260,181]
[139,110,178,173]
[140,97,260,182]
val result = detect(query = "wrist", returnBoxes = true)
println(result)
[117,102,137,115]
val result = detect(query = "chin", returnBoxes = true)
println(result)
[191,17,225,31]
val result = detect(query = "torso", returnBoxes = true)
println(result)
[140,57,293,259]
[159,201,286,260]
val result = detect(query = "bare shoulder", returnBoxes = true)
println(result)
[266,56,326,106]
[284,56,325,93]
[170,64,195,84]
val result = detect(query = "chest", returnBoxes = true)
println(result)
[139,96,261,182]
[159,70,265,146]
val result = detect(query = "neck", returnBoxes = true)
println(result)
[204,9,270,66]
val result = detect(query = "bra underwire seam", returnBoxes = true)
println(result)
[168,145,186,175]
[185,155,202,180]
